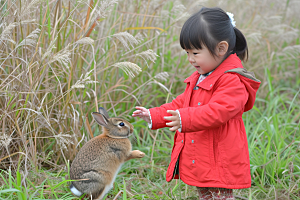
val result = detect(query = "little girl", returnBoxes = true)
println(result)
[133,7,260,200]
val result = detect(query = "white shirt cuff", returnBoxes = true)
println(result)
[147,109,152,129]
[176,109,182,132]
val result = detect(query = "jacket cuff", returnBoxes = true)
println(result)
[178,108,191,133]
[149,107,171,129]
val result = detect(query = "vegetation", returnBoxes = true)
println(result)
[0,0,299,199]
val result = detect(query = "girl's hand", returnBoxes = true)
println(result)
[132,106,151,124]
[164,110,180,131]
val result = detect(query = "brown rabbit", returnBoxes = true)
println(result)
[69,107,145,199]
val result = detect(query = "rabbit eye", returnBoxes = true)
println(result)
[119,122,125,126]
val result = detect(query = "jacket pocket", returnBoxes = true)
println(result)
[218,120,249,186]
[190,130,217,181]
[209,128,220,179]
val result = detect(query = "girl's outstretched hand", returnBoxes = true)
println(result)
[132,106,151,124]
[164,110,181,131]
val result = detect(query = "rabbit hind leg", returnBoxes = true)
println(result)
[80,171,110,199]
[93,184,112,200]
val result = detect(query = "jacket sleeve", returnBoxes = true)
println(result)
[149,86,187,130]
[179,74,249,132]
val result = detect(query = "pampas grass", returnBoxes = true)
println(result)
[0,0,184,175]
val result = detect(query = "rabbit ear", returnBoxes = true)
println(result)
[98,107,110,119]
[92,112,109,127]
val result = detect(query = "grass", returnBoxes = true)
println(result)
[0,0,300,199]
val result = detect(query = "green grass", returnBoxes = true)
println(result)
[1,0,300,199]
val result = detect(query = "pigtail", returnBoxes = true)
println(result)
[233,27,248,61]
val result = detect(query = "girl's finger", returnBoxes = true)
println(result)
[169,126,179,131]
[166,122,172,126]
[164,116,179,121]
[166,121,179,127]
[133,110,142,114]
[135,106,146,111]
[164,116,174,121]
[167,110,178,116]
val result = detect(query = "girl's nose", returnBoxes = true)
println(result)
[188,54,195,63]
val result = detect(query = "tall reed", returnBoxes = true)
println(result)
[0,0,187,171]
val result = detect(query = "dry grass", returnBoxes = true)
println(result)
[0,0,187,173]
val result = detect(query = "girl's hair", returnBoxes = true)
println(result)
[180,7,248,61]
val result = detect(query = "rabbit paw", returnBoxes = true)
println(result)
[137,151,145,158]
[130,150,145,159]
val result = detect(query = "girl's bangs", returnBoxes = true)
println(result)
[180,16,208,50]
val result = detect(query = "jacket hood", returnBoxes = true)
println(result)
[225,68,261,112]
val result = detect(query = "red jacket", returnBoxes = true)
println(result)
[149,54,261,189]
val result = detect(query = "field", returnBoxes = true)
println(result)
[0,0,299,199]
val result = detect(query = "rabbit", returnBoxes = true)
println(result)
[69,107,145,199]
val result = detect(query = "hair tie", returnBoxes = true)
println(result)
[226,12,236,27]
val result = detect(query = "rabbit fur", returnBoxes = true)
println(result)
[69,107,145,199]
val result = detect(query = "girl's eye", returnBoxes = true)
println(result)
[119,122,125,126]
[186,51,198,55]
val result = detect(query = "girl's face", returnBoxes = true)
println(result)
[185,45,224,74]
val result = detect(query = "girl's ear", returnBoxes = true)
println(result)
[216,41,229,56]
